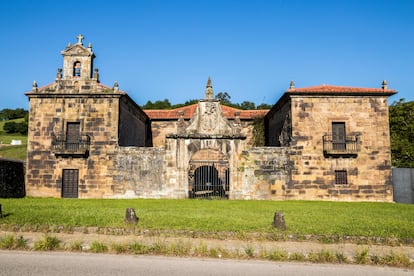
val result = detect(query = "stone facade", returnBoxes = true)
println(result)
[25,36,397,201]
[25,36,151,198]
[266,84,396,201]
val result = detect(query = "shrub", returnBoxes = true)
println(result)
[68,241,83,252]
[267,249,288,261]
[244,245,255,258]
[112,243,128,254]
[355,248,370,264]
[128,241,148,254]
[90,241,108,253]
[34,236,61,251]
[0,235,15,249]
[289,252,306,262]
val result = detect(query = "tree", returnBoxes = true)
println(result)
[257,103,272,110]
[0,108,28,120]
[239,101,256,110]
[215,92,231,105]
[142,99,172,109]
[3,121,28,135]
[389,99,414,168]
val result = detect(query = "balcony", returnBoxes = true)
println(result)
[52,134,90,157]
[323,135,360,157]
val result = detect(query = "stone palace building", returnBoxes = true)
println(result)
[25,36,397,201]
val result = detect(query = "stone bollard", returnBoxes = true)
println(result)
[125,208,138,224]
[272,211,286,230]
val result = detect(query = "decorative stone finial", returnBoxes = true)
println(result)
[88,42,92,49]
[382,80,388,90]
[289,80,295,89]
[32,80,38,92]
[113,81,119,92]
[76,34,84,45]
[67,42,71,48]
[56,68,62,80]
[93,68,99,82]
[205,77,214,99]
[177,110,187,134]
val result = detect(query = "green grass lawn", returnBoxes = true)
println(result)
[0,198,413,240]
[0,118,28,160]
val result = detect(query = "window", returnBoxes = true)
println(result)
[332,122,346,150]
[66,122,80,151]
[335,170,348,185]
[73,61,81,77]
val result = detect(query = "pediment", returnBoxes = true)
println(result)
[61,44,93,57]
[185,100,236,136]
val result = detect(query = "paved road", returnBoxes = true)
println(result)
[0,251,412,276]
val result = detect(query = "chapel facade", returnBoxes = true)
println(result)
[25,36,396,201]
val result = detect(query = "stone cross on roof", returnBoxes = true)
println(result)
[76,34,84,45]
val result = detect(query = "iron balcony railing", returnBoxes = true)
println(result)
[323,135,360,156]
[52,134,90,156]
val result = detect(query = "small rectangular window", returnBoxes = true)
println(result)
[335,170,348,185]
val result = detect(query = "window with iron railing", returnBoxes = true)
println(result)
[52,134,90,157]
[323,135,360,156]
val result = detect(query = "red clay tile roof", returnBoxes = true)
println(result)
[286,84,396,95]
[144,104,268,120]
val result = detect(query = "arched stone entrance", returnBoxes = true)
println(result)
[188,149,229,199]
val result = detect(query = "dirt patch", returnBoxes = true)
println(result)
[2,229,414,263]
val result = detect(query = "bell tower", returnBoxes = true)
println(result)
[60,34,96,81]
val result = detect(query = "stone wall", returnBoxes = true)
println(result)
[0,158,25,198]
[151,120,257,148]
[287,96,393,201]
[99,145,294,200]
[119,96,151,147]
[26,95,120,197]
[238,147,291,199]
[266,97,291,146]
[108,147,170,198]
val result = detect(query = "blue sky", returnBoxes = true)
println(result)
[0,0,412,110]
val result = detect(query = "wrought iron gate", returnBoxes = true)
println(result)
[188,160,229,199]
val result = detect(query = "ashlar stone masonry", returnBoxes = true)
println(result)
[25,36,397,201]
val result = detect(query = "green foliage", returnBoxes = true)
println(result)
[90,241,108,253]
[142,99,172,109]
[215,92,231,104]
[0,235,15,249]
[34,236,61,251]
[128,241,148,254]
[112,243,128,254]
[267,249,288,261]
[257,103,272,110]
[68,241,83,251]
[0,108,28,121]
[3,121,28,134]
[251,116,265,146]
[140,93,271,110]
[354,248,370,264]
[389,99,414,167]
[0,235,27,250]
[244,244,255,257]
